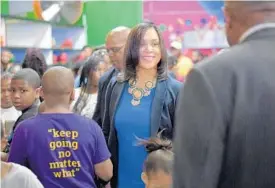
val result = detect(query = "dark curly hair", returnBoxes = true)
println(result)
[22,48,47,78]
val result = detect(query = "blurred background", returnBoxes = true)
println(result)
[0,0,227,66]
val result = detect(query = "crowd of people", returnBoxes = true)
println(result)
[1,1,275,188]
[1,22,178,188]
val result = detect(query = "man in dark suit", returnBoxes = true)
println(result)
[93,26,130,126]
[173,1,275,188]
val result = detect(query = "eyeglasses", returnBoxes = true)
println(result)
[106,46,124,55]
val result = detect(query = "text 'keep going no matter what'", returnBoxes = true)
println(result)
[48,129,81,178]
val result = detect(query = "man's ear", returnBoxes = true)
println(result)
[141,172,148,185]
[36,86,42,99]
[69,89,75,103]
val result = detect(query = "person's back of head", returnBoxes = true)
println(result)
[22,48,47,78]
[139,132,173,188]
[81,45,93,58]
[224,1,275,46]
[11,68,41,111]
[41,66,74,111]
[167,55,177,70]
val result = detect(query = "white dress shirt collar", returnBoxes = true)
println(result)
[239,22,275,43]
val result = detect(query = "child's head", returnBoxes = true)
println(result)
[73,55,106,114]
[1,72,13,109]
[11,68,41,111]
[79,53,107,89]
[140,133,173,188]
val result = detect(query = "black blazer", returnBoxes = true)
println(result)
[174,27,275,188]
[93,67,116,126]
[102,75,181,188]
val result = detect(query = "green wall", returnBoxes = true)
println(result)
[1,0,9,14]
[85,1,143,46]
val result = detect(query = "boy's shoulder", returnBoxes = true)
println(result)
[15,115,39,130]
[19,100,40,121]
[75,115,101,130]
[15,109,38,129]
[18,113,101,132]
[18,110,38,123]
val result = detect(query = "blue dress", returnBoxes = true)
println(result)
[115,84,155,188]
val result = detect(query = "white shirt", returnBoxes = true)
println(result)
[1,107,21,134]
[239,23,275,43]
[71,88,98,119]
[1,106,21,122]
[1,163,44,188]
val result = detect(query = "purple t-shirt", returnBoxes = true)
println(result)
[8,113,111,188]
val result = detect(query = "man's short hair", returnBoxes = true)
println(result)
[12,68,41,89]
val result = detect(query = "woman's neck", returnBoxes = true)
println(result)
[136,67,157,81]
[135,67,157,88]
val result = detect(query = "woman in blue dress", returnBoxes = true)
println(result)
[102,22,182,188]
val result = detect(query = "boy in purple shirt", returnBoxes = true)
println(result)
[8,66,113,188]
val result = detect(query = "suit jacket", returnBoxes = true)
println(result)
[103,75,181,188]
[174,27,275,188]
[93,67,116,126]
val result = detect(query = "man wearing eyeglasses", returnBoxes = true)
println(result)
[93,26,131,127]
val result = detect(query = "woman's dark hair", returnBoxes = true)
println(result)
[22,48,47,78]
[72,54,104,114]
[71,62,85,77]
[138,131,173,176]
[122,22,168,81]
